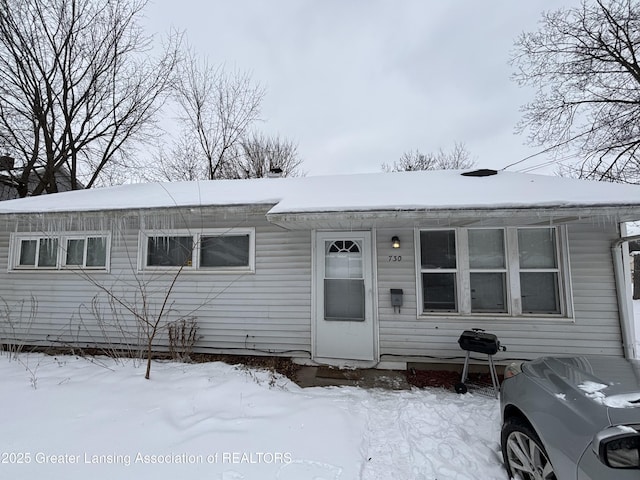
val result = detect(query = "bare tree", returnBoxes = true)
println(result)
[230,132,304,179]
[0,0,180,197]
[153,134,208,182]
[512,0,640,183]
[97,265,187,380]
[382,142,475,172]
[162,51,265,181]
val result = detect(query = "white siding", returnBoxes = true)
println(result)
[0,208,627,365]
[0,209,312,357]
[375,221,624,364]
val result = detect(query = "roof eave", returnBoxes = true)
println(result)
[267,204,640,228]
[0,202,277,218]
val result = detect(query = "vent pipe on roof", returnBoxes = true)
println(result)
[267,167,283,178]
[461,169,498,177]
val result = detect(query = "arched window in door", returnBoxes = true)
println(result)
[324,240,365,321]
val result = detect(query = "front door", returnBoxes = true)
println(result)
[314,231,375,361]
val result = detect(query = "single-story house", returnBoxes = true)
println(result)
[0,168,639,368]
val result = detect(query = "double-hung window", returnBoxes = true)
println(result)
[140,228,255,272]
[419,230,458,312]
[517,228,561,314]
[10,233,110,270]
[418,226,568,317]
[468,229,507,313]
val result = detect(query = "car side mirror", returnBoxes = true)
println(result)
[592,426,640,469]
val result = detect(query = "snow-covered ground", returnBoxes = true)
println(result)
[0,354,507,480]
[4,299,638,480]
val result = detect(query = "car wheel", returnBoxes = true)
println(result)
[501,418,557,480]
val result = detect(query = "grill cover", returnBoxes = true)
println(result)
[458,330,500,355]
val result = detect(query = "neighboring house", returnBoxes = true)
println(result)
[0,168,639,368]
[0,156,79,200]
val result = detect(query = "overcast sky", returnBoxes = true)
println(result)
[145,1,583,177]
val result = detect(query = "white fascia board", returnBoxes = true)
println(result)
[266,205,640,228]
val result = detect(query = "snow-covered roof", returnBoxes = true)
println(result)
[0,169,639,216]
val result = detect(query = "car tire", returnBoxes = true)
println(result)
[501,418,557,480]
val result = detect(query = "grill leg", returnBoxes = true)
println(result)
[460,350,471,383]
[487,354,499,398]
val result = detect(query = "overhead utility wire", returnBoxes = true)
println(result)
[516,153,580,173]
[501,132,590,171]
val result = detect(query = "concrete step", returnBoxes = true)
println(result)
[294,366,411,390]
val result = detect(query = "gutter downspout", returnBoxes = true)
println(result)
[611,229,640,359]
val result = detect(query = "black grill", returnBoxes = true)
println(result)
[455,328,503,397]
[458,330,500,356]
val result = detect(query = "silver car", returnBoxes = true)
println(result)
[500,356,640,479]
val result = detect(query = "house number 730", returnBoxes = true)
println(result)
[388,255,402,262]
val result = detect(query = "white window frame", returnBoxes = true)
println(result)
[512,226,566,316]
[9,232,111,272]
[415,226,572,319]
[138,228,255,273]
[465,228,509,314]
[419,229,459,313]
[62,235,110,269]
